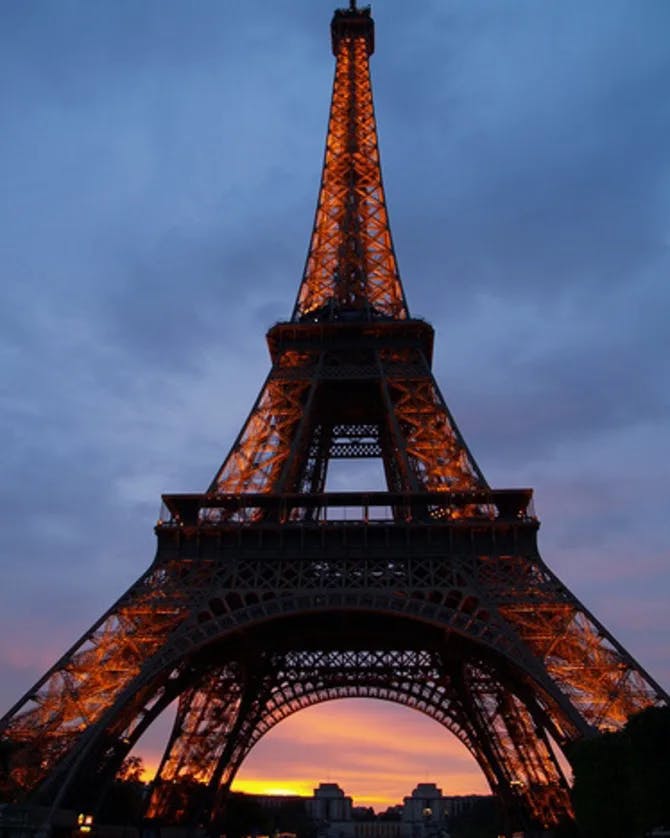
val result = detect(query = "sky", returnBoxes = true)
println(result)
[1,0,669,813]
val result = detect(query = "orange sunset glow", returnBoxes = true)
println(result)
[136,699,488,811]
[236,699,489,809]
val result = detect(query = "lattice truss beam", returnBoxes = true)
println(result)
[457,665,572,827]
[208,370,312,498]
[208,343,486,506]
[0,562,191,800]
[293,23,407,320]
[478,554,664,729]
[145,649,572,828]
[383,355,485,494]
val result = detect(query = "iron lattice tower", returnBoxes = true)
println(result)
[1,5,667,833]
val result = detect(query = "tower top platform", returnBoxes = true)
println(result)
[331,4,374,55]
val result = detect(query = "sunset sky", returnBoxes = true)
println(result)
[1,0,669,812]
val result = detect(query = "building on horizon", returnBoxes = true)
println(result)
[294,781,491,838]
[306,782,353,827]
[402,783,448,836]
[234,780,495,838]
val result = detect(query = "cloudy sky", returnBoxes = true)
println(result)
[1,0,669,811]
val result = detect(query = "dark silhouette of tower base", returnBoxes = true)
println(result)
[1,4,667,834]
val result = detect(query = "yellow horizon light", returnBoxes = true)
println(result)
[231,778,316,798]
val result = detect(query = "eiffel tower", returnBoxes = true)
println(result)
[1,3,667,834]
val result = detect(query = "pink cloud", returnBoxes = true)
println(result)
[233,699,488,810]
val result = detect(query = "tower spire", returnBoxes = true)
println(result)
[292,4,407,321]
